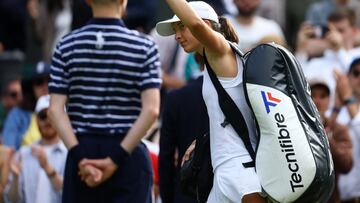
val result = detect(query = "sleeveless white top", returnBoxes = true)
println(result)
[202,54,258,170]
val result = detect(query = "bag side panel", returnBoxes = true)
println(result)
[277,46,335,203]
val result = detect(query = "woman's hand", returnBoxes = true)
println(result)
[181,140,196,166]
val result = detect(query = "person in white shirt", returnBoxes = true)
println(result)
[301,8,360,114]
[224,0,285,52]
[333,59,360,203]
[5,95,67,203]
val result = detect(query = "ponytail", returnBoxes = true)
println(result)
[213,16,239,43]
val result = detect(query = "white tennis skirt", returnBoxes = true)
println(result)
[207,155,263,203]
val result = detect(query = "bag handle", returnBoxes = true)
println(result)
[203,45,256,166]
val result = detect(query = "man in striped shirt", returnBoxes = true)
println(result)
[48,0,161,202]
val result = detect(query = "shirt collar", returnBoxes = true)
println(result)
[38,140,67,153]
[87,18,126,27]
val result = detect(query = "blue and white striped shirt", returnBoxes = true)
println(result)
[49,18,161,135]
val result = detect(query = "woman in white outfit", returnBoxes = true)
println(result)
[156,1,265,203]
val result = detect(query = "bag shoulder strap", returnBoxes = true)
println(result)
[203,44,256,165]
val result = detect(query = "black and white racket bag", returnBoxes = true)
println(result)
[240,43,335,203]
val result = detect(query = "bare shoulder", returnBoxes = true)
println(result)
[205,44,238,77]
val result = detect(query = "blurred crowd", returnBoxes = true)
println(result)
[1,0,360,203]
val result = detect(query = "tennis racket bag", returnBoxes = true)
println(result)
[240,43,335,203]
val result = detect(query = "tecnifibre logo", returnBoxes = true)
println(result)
[261,91,281,114]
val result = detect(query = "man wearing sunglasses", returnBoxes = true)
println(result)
[1,79,22,114]
[5,95,67,203]
[0,78,22,136]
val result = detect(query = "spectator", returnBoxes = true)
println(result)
[2,61,50,150]
[224,0,285,51]
[159,54,209,203]
[27,0,72,62]
[298,0,360,58]
[285,0,321,50]
[301,8,360,113]
[309,78,353,203]
[1,78,22,114]
[4,95,67,203]
[0,78,22,134]
[306,0,352,27]
[335,58,360,202]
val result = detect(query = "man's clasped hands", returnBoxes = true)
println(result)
[78,157,118,187]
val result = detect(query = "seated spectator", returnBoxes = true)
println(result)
[2,61,50,150]
[4,95,67,203]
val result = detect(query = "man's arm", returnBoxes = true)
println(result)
[48,94,78,149]
[120,88,160,152]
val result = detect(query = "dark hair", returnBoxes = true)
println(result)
[212,16,239,43]
[349,57,360,74]
[328,7,356,26]
[46,0,64,13]
[310,84,330,96]
[19,79,37,111]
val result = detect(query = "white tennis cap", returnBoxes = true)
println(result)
[35,95,50,113]
[156,1,219,36]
